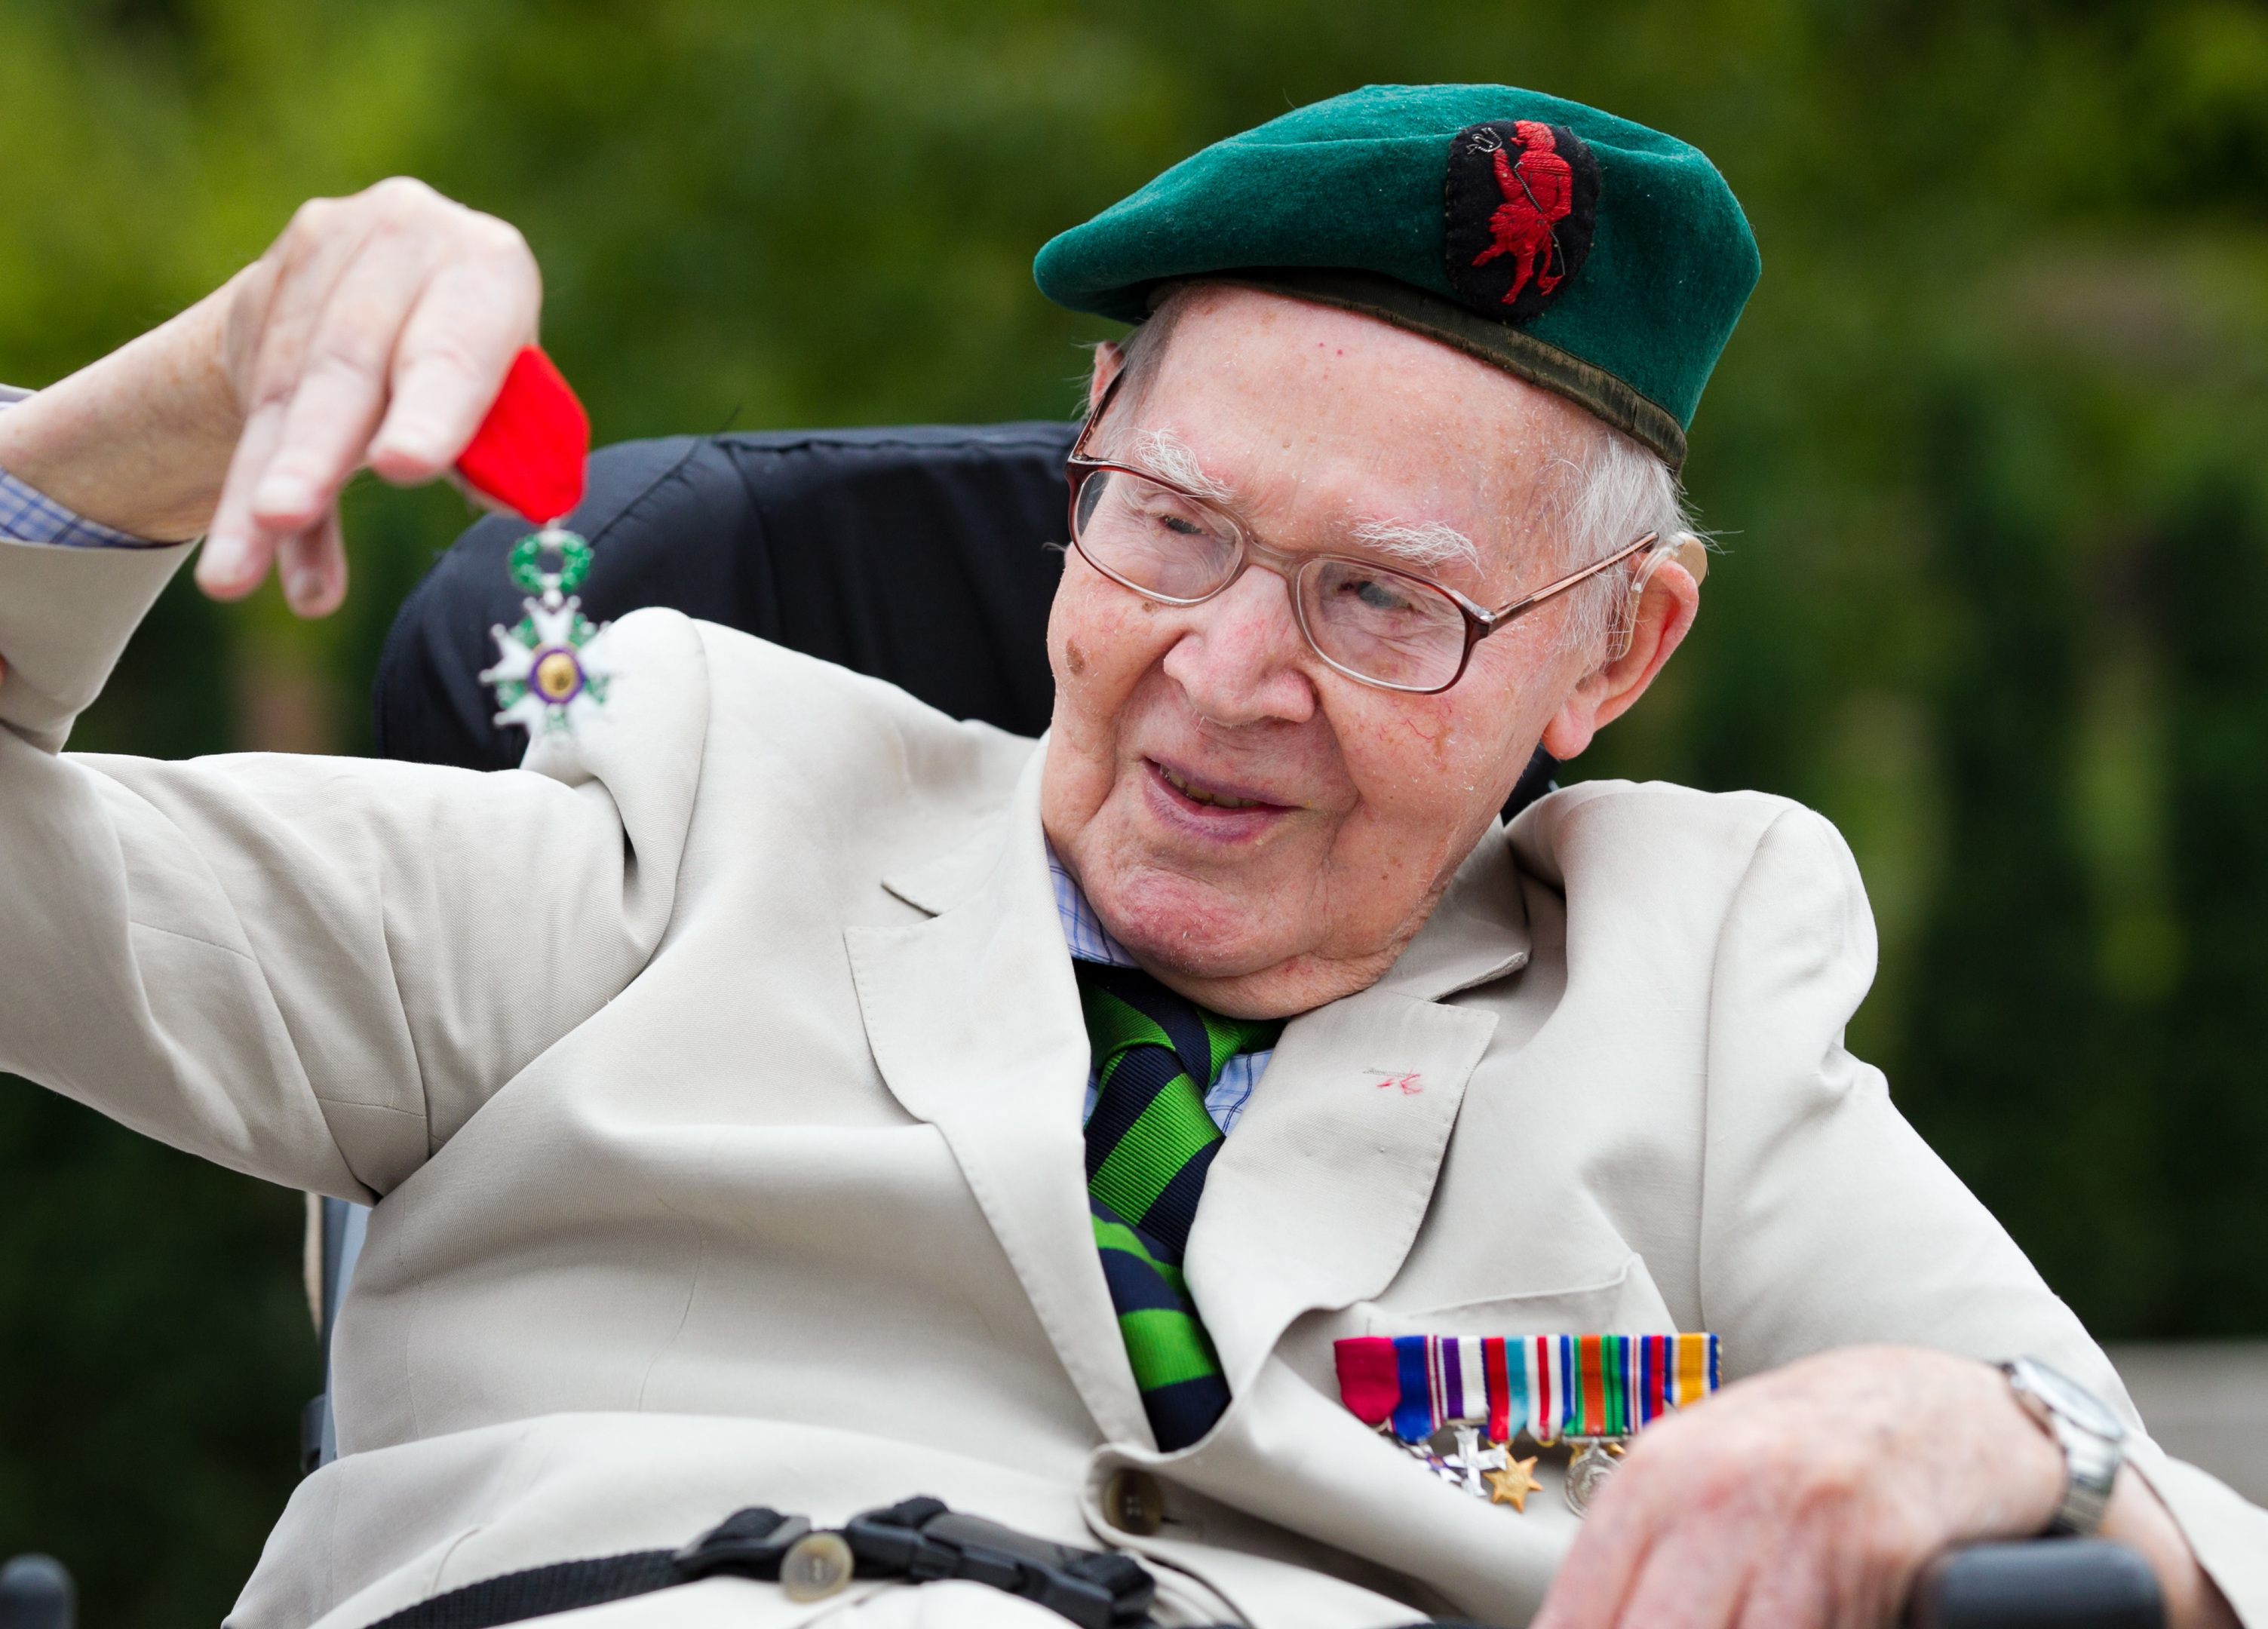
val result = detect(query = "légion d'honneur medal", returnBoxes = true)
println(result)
[453,345,618,738]
[482,525,616,737]
[1334,1333,1720,1514]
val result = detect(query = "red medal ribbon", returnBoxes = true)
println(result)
[456,346,591,526]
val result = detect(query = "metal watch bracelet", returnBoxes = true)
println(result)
[2001,1357,2126,1537]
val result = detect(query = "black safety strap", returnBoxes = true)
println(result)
[363,1501,1158,1629]
[361,1551,683,1629]
[843,1497,1155,1627]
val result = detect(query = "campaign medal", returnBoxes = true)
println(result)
[1334,1332,1720,1516]
[453,345,618,739]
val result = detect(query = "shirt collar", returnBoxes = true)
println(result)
[1047,843,1137,968]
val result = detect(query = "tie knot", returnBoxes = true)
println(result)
[1075,962,1283,1091]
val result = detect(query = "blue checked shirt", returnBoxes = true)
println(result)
[0,394,1274,1132]
[0,393,163,549]
[1051,845,1271,1136]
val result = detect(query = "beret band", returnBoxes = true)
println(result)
[1178,268,1688,468]
[1034,84,1758,472]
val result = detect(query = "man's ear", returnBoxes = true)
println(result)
[1539,557,1701,761]
[1088,341,1127,417]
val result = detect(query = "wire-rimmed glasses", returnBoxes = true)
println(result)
[1064,379,1662,695]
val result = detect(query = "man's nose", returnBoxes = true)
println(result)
[1159,563,1318,727]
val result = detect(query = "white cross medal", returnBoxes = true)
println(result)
[452,345,609,741]
[480,524,618,737]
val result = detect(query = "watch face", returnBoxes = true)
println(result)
[2011,1358,2125,1440]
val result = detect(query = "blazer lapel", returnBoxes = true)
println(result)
[1184,827,1530,1388]
[849,793,1534,1453]
[845,752,1153,1446]
[1084,832,1542,1626]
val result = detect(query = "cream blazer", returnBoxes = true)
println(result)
[1,537,2260,1629]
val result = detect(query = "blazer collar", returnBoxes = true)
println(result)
[1373,821,1533,1002]
[855,757,1530,1449]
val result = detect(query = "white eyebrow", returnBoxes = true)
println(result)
[1124,428,1481,572]
[1131,426,1237,502]
[1350,518,1482,572]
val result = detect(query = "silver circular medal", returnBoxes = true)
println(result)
[1563,1438,1624,1515]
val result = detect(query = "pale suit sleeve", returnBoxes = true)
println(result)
[1695,805,2268,1621]
[0,538,704,1202]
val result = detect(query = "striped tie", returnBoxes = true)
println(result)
[1078,962,1282,1451]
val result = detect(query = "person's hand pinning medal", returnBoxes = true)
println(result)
[455,346,618,738]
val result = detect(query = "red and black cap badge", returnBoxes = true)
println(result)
[1444,120,1603,324]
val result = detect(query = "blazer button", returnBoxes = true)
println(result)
[779,1531,855,1601]
[1103,1468,1165,1535]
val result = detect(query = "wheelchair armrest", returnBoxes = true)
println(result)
[1909,1541,2162,1629]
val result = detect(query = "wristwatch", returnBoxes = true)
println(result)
[2001,1357,2126,1535]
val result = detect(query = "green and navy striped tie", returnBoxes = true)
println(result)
[1078,962,1282,1451]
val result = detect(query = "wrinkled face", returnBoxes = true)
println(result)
[1040,287,1630,1018]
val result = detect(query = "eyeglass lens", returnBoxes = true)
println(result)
[1072,466,1471,691]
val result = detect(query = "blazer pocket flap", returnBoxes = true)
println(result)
[1367,1255,1675,1336]
[1278,1254,1680,1402]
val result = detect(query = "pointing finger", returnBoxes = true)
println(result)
[207,199,377,572]
[275,506,349,619]
[198,397,290,600]
[235,195,379,421]
[370,227,540,483]
[250,222,436,529]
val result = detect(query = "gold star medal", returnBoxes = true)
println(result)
[1484,1455,1542,1511]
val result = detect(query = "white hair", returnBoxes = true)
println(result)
[1350,519,1482,572]
[1543,420,1700,664]
[1121,428,1485,572]
[1131,426,1234,502]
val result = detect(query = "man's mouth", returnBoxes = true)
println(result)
[1152,760,1284,811]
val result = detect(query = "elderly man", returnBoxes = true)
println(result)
[0,85,2258,1629]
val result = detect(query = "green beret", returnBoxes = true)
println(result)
[1033,84,1759,469]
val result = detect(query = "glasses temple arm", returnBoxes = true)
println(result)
[1478,532,1660,626]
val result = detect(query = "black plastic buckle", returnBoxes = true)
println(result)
[672,1507,812,1581]
[842,1501,1155,1629]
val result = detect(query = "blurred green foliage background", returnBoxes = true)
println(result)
[3,0,2266,1622]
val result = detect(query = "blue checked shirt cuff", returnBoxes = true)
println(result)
[0,394,170,549]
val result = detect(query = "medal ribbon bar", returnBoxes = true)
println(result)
[1333,1332,1719,1447]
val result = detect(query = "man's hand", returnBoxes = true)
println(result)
[1533,1345,2236,1629]
[0,177,539,617]
[202,178,540,614]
